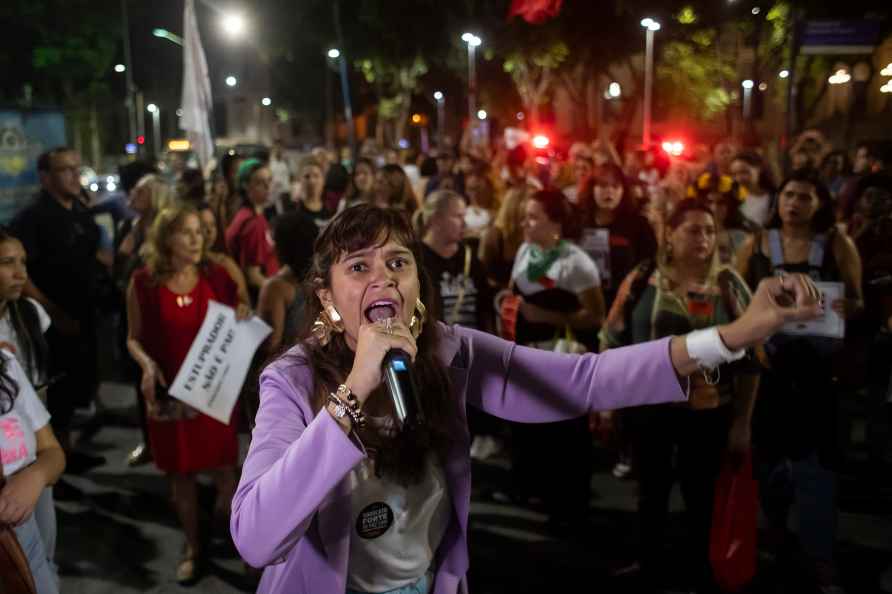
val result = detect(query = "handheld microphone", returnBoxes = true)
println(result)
[382,349,424,431]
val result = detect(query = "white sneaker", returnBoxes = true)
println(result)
[469,436,485,460]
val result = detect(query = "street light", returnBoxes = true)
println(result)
[221,13,246,38]
[741,79,754,119]
[152,28,184,46]
[327,48,341,59]
[779,70,790,79]
[146,104,161,158]
[262,97,272,107]
[640,17,661,149]
[461,33,482,121]
[881,81,892,94]
[607,82,622,98]
[225,75,237,87]
[114,64,126,73]
[477,109,487,120]
[434,91,445,146]
[828,69,851,85]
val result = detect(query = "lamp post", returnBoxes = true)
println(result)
[741,79,754,119]
[147,103,161,158]
[433,91,445,147]
[461,33,482,122]
[640,17,661,149]
[152,28,184,46]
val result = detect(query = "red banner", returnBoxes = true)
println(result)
[507,0,563,24]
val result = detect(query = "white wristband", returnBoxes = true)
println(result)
[685,327,746,370]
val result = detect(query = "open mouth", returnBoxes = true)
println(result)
[364,299,399,323]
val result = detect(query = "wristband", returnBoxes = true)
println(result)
[685,327,745,370]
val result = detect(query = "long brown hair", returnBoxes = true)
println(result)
[142,204,209,282]
[288,204,457,485]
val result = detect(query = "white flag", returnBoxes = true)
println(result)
[180,0,214,171]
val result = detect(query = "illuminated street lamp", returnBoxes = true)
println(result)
[742,79,754,118]
[221,13,246,38]
[779,70,790,79]
[146,104,161,158]
[261,97,272,107]
[477,109,487,121]
[328,48,341,59]
[114,64,126,73]
[461,33,483,121]
[640,18,661,148]
[153,28,184,46]
[434,91,445,146]
[828,69,851,85]
[225,75,238,87]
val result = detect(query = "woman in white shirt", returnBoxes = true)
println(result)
[507,188,606,532]
[730,151,776,228]
[0,228,60,590]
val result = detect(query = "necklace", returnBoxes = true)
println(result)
[176,295,194,308]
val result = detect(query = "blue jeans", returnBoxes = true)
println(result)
[13,514,59,594]
[346,572,432,594]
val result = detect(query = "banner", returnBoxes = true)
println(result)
[169,301,271,425]
[180,0,215,171]
[0,109,66,223]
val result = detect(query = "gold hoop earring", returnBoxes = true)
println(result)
[409,298,427,339]
[312,304,344,346]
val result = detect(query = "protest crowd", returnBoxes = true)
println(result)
[1,127,891,594]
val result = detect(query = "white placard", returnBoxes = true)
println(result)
[780,281,845,338]
[580,228,611,285]
[169,301,272,425]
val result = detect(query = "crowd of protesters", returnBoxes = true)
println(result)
[1,127,890,593]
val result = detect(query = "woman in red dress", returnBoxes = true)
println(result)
[126,204,250,583]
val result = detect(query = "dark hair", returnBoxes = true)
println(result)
[530,188,574,238]
[693,174,747,230]
[767,169,836,233]
[178,168,206,204]
[273,212,317,279]
[291,204,457,484]
[346,157,377,202]
[419,156,437,177]
[579,163,637,221]
[219,151,243,196]
[119,160,160,194]
[732,150,777,194]
[237,159,268,208]
[36,147,75,173]
[667,199,716,231]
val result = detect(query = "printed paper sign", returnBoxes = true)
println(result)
[169,301,272,424]
[780,281,845,339]
[580,228,611,285]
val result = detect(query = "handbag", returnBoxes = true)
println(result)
[709,450,758,593]
[0,462,38,594]
[531,326,587,354]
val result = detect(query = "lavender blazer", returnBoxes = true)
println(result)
[231,324,687,594]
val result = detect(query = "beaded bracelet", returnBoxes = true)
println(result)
[330,387,366,429]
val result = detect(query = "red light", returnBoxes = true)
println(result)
[136,135,145,145]
[532,134,549,149]
[661,139,684,157]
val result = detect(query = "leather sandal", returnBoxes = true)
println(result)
[176,555,202,585]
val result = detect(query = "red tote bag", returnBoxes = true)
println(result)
[709,451,759,592]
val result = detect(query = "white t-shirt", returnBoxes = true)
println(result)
[346,455,450,592]
[0,298,51,385]
[511,241,601,296]
[740,193,772,227]
[0,351,50,478]
[464,206,492,237]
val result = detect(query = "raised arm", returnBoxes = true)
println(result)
[230,365,364,568]
[463,272,821,422]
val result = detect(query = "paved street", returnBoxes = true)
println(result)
[57,380,892,594]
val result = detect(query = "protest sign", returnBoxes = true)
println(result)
[169,301,271,424]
